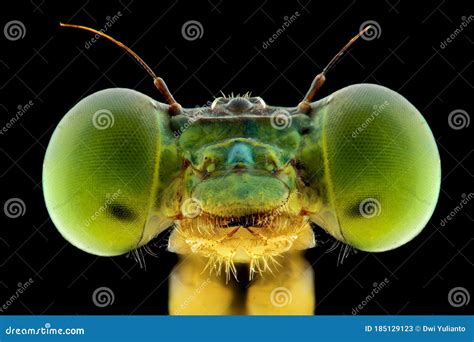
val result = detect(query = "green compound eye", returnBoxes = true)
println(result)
[43,88,180,256]
[301,84,441,252]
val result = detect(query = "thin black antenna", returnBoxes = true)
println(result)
[60,23,182,114]
[298,26,372,113]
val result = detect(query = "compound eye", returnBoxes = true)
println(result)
[43,88,178,256]
[304,84,441,252]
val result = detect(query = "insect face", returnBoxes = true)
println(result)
[44,24,440,282]
[168,98,317,266]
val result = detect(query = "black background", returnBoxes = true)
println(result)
[0,0,472,315]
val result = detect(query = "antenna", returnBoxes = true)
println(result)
[297,26,372,113]
[60,23,182,114]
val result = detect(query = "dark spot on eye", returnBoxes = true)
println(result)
[107,203,137,221]
[301,128,311,135]
[347,204,363,217]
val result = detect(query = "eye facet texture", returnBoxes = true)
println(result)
[43,88,177,256]
[306,84,441,252]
